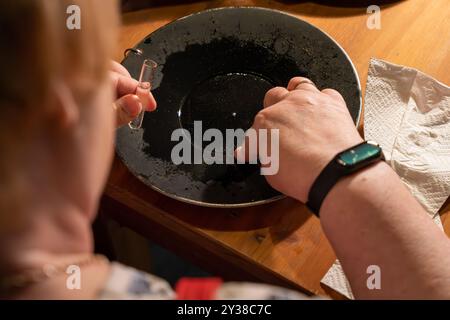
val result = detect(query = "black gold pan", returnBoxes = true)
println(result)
[116,7,362,208]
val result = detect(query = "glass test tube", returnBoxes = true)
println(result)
[129,59,158,130]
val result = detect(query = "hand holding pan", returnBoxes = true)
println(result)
[116,7,361,208]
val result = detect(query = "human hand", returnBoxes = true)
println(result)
[237,77,363,202]
[110,61,157,127]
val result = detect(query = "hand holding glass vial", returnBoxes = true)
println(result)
[129,59,157,130]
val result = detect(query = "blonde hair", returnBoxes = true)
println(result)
[0,0,119,114]
[0,0,119,227]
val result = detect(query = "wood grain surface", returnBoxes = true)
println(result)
[106,0,450,297]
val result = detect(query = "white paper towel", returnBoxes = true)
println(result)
[321,58,450,299]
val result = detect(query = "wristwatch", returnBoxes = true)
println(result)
[306,141,385,216]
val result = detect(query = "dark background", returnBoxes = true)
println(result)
[121,0,403,12]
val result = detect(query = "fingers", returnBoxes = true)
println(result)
[234,112,276,168]
[287,77,319,92]
[321,88,346,104]
[112,73,157,111]
[234,127,259,164]
[234,112,265,163]
[264,87,289,108]
[141,89,157,112]
[112,73,139,98]
[110,60,131,78]
[111,60,157,128]
[114,94,143,128]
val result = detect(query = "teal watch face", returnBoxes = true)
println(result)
[337,142,382,167]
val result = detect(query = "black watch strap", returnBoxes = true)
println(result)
[306,141,384,217]
[306,159,347,215]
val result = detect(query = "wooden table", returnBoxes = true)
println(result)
[105,0,450,297]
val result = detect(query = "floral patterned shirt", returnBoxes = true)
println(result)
[98,262,315,300]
